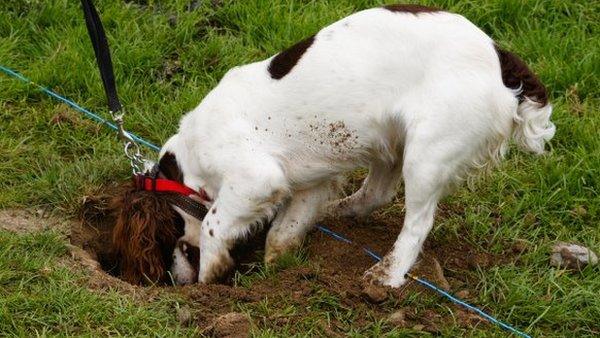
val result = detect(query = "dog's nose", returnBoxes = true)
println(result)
[176,278,191,286]
[173,272,196,285]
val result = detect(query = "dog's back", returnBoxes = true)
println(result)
[182,7,552,188]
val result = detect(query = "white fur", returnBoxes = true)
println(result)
[513,98,556,154]
[171,243,196,284]
[165,8,554,286]
[169,205,201,284]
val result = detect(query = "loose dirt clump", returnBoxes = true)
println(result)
[206,312,251,338]
[361,283,389,303]
[159,54,183,82]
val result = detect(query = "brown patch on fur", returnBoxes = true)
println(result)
[494,45,548,106]
[383,4,441,14]
[158,151,183,183]
[111,181,185,285]
[178,240,200,276]
[268,35,315,80]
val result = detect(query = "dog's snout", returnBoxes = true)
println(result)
[170,243,199,285]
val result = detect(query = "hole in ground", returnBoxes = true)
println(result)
[72,192,122,278]
[71,189,269,286]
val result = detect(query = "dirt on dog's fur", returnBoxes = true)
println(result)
[66,185,520,334]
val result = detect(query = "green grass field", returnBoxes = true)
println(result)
[1,0,598,336]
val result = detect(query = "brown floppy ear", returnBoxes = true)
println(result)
[111,182,184,285]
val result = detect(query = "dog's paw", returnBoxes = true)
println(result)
[363,260,390,286]
[361,259,393,303]
[264,244,287,266]
[264,237,302,266]
[363,256,406,288]
[327,198,366,219]
[198,250,234,284]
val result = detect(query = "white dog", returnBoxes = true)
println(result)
[117,4,555,286]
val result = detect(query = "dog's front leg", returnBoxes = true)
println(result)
[198,170,289,284]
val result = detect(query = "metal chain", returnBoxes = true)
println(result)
[110,110,152,175]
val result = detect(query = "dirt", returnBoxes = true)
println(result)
[72,192,122,277]
[206,312,251,338]
[50,104,102,135]
[0,208,68,233]
[1,184,517,334]
[160,55,182,82]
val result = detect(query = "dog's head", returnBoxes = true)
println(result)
[111,138,208,285]
[111,180,185,284]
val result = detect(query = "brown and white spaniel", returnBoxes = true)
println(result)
[112,5,554,286]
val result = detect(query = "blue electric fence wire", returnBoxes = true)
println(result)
[2,63,531,338]
[315,225,532,338]
[0,65,160,152]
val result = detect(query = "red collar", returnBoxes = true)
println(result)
[134,175,212,203]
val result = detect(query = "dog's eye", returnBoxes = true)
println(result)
[181,243,189,256]
[177,241,199,267]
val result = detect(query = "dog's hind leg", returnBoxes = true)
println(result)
[265,179,341,265]
[328,159,403,218]
[363,132,466,287]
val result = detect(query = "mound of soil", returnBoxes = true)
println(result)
[69,187,517,334]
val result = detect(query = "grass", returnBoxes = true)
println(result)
[233,249,308,288]
[0,0,598,336]
[0,231,199,336]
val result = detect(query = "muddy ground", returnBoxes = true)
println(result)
[2,189,519,336]
[58,188,523,336]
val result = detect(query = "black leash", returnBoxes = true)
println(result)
[80,0,207,221]
[81,0,148,174]
[80,0,122,114]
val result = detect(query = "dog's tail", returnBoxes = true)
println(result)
[496,46,555,154]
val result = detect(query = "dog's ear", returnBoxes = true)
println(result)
[111,182,184,285]
[158,152,183,183]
